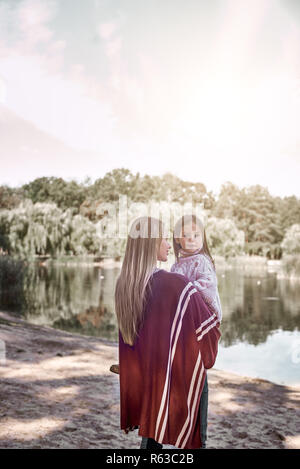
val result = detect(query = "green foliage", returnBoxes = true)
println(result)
[69,215,100,255]
[92,169,139,201]
[278,196,300,232]
[22,177,88,212]
[1,170,300,259]
[212,182,292,257]
[281,224,300,255]
[0,185,22,210]
[0,200,101,258]
[281,254,300,277]
[205,217,245,258]
[0,256,27,309]
[91,169,209,204]
[4,200,69,257]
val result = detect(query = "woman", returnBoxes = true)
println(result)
[115,216,221,449]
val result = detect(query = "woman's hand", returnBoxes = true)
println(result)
[110,364,120,374]
[123,426,138,434]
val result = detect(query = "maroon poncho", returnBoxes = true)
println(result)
[119,269,221,449]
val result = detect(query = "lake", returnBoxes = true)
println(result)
[1,259,300,386]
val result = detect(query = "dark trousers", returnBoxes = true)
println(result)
[140,375,208,449]
[140,437,163,449]
[199,375,208,448]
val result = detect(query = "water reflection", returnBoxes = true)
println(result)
[219,270,300,347]
[10,262,119,341]
[1,261,300,384]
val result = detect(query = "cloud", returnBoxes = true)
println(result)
[13,0,57,54]
[0,0,117,153]
[17,0,56,36]
[98,20,123,59]
[96,20,169,138]
[0,0,64,73]
[0,0,299,196]
[98,21,119,40]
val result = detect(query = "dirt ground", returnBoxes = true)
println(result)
[0,310,299,449]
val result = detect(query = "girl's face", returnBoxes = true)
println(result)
[177,222,203,253]
[157,238,171,262]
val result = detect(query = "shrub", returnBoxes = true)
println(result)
[205,217,245,258]
[0,256,27,310]
[281,224,300,255]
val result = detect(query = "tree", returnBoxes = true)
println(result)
[22,177,87,212]
[278,196,300,232]
[281,224,300,255]
[212,182,242,219]
[0,185,22,210]
[205,217,245,258]
[6,200,70,257]
[92,169,137,201]
[3,170,299,259]
[69,215,100,255]
[1,199,104,258]
[213,183,284,257]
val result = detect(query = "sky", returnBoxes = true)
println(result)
[0,0,300,197]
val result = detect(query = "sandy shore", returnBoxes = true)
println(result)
[0,310,299,449]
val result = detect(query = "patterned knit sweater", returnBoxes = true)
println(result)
[170,252,222,322]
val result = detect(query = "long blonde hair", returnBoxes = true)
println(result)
[115,216,164,346]
[173,214,215,269]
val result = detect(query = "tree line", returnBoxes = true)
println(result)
[0,168,300,259]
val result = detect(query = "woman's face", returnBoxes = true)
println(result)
[177,222,203,252]
[157,238,171,262]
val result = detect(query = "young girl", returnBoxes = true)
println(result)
[171,214,222,448]
[171,214,222,322]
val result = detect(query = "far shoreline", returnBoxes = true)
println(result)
[29,254,300,281]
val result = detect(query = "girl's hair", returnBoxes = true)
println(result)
[115,216,164,346]
[173,214,215,269]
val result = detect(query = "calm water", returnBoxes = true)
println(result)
[1,260,300,386]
